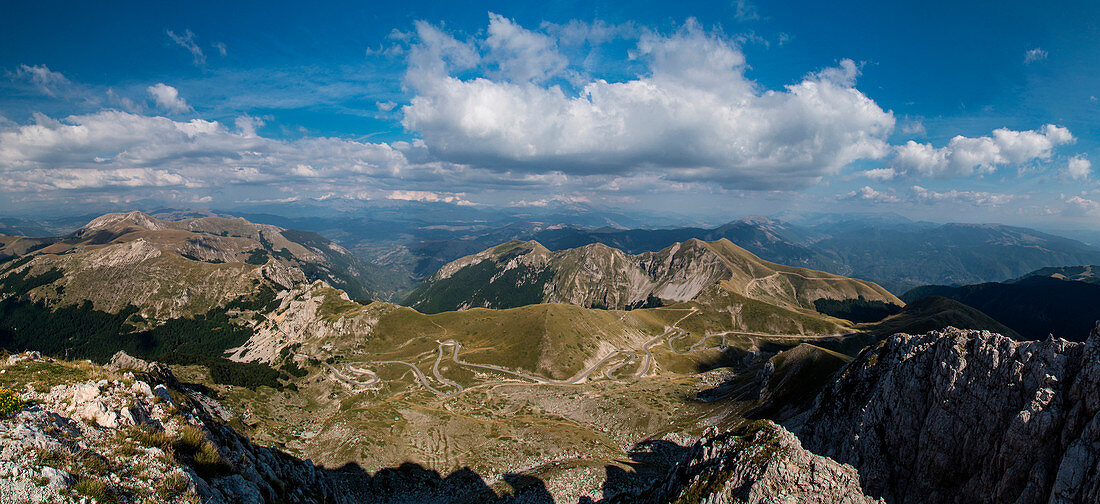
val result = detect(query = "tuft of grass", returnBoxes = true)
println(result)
[130,426,173,452]
[193,441,231,476]
[174,425,206,453]
[173,425,231,477]
[156,472,190,499]
[73,477,114,503]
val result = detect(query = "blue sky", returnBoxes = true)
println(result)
[1,0,1098,227]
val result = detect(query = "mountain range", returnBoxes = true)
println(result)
[2,210,1100,503]
[404,237,899,317]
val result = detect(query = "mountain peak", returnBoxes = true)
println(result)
[78,211,165,234]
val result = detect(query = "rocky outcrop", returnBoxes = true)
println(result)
[0,352,344,503]
[800,324,1100,504]
[601,420,881,504]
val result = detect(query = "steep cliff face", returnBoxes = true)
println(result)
[601,420,881,504]
[799,324,1100,504]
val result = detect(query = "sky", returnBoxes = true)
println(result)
[1,0,1098,228]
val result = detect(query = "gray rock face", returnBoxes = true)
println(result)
[601,420,881,504]
[0,352,345,504]
[800,324,1100,504]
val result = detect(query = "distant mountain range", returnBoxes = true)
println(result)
[396,217,1100,297]
[404,238,899,315]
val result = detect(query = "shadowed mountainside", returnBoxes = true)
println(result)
[902,276,1100,341]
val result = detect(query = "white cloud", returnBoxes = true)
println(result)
[234,115,265,137]
[1024,48,1047,63]
[291,164,318,177]
[402,18,894,189]
[840,185,1017,207]
[213,42,228,57]
[911,185,1016,206]
[376,100,398,111]
[1063,195,1100,216]
[509,194,591,207]
[14,64,70,96]
[889,124,1074,178]
[858,168,897,181]
[147,83,191,113]
[1064,155,1092,180]
[0,110,414,192]
[841,186,900,204]
[485,12,567,82]
[387,190,474,205]
[900,119,926,136]
[167,29,206,66]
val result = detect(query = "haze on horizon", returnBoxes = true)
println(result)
[0,0,1098,230]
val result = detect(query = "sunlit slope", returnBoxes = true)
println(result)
[404,237,901,314]
[236,280,863,385]
[0,211,395,319]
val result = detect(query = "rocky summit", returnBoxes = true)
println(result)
[0,352,341,504]
[801,323,1100,504]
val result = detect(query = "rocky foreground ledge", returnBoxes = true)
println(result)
[801,324,1100,504]
[0,351,340,504]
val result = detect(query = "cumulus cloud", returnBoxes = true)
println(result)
[1024,48,1047,63]
[509,194,591,207]
[147,83,191,113]
[167,29,206,65]
[911,185,1016,206]
[484,13,567,82]
[387,190,474,205]
[889,124,1074,178]
[841,186,900,204]
[0,110,414,192]
[858,168,897,181]
[14,64,70,96]
[402,17,894,189]
[840,185,1016,207]
[1063,195,1100,217]
[1064,155,1092,180]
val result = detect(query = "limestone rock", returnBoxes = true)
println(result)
[601,420,881,504]
[800,323,1100,504]
[106,351,152,372]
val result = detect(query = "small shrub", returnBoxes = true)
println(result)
[0,388,25,416]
